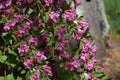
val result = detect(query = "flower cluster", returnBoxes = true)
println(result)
[49,11,60,23]
[0,0,108,80]
[63,7,77,21]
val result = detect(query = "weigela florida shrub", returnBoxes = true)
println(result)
[0,0,110,80]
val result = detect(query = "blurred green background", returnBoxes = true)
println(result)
[103,0,120,34]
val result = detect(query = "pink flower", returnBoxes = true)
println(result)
[82,40,97,55]
[19,21,32,37]
[58,51,70,61]
[43,65,53,76]
[96,78,101,80]
[49,11,60,23]
[72,22,88,40]
[55,0,65,8]
[27,0,33,4]
[14,14,24,22]
[85,61,94,71]
[30,70,40,80]
[36,51,46,62]
[74,0,81,5]
[85,58,98,71]
[23,59,34,69]
[5,8,13,14]
[18,42,29,56]
[29,36,38,46]
[64,56,80,71]
[79,21,88,31]
[0,3,4,10]
[57,40,68,51]
[44,0,53,7]
[63,7,77,21]
[80,53,89,62]
[57,27,67,41]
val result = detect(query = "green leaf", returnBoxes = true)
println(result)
[9,40,12,45]
[60,62,65,68]
[8,48,17,56]
[0,55,7,63]
[2,32,9,36]
[77,67,84,72]
[47,37,54,46]
[11,34,17,42]
[94,73,104,78]
[21,69,26,74]
[25,71,30,80]
[56,23,67,28]
[0,50,2,56]
[102,76,109,80]
[0,19,4,23]
[0,77,4,80]
[4,74,15,80]
[16,77,22,80]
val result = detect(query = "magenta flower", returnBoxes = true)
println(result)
[57,40,68,51]
[19,21,32,37]
[72,23,88,40]
[36,51,46,62]
[96,78,101,80]
[18,42,29,56]
[80,53,89,62]
[57,27,67,41]
[23,59,34,69]
[5,0,12,7]
[79,21,88,31]
[14,13,24,22]
[30,70,40,80]
[44,0,53,7]
[64,56,80,71]
[74,0,81,5]
[29,36,38,46]
[63,7,77,21]
[27,0,33,4]
[58,51,70,61]
[4,13,24,31]
[82,40,97,55]
[85,58,98,71]
[55,0,65,8]
[43,65,53,76]
[0,3,4,10]
[49,11,60,23]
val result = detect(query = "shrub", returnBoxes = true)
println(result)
[0,0,109,80]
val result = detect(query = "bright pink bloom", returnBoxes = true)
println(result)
[30,70,40,80]
[79,21,88,31]
[64,56,80,71]
[36,51,46,62]
[18,42,29,56]
[63,7,77,21]
[74,0,81,5]
[44,0,53,7]
[80,53,89,62]
[58,51,70,61]
[57,27,67,41]
[19,21,32,36]
[43,65,53,76]
[57,40,68,51]
[49,11,60,23]
[5,0,12,7]
[85,58,98,71]
[96,78,101,80]
[23,59,34,69]
[27,0,33,4]
[29,36,38,46]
